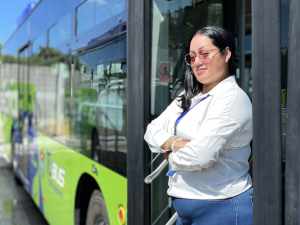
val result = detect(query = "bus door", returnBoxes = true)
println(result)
[147,1,251,224]
[15,43,34,189]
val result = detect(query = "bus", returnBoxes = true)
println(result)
[1,0,292,225]
[1,1,127,225]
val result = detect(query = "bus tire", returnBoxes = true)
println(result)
[85,190,109,225]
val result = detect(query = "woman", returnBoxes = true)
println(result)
[144,26,253,225]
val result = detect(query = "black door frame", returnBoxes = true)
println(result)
[127,0,151,225]
[252,0,283,225]
[285,0,300,224]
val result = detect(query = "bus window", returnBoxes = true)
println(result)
[76,0,126,36]
[73,35,127,176]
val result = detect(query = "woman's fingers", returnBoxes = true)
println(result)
[173,139,190,151]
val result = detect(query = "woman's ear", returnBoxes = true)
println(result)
[224,47,231,63]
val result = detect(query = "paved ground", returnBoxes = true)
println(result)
[0,160,48,225]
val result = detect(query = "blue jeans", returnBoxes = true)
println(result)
[172,188,253,225]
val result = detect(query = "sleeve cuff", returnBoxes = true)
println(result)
[154,131,173,149]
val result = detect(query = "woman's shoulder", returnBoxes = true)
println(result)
[211,78,252,115]
[213,76,250,101]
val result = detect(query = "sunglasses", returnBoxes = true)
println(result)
[184,48,221,66]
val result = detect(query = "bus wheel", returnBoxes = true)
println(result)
[85,190,109,225]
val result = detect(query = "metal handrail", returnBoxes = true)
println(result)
[150,152,162,165]
[165,213,178,225]
[144,159,168,184]
[144,157,177,225]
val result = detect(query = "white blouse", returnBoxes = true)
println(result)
[144,76,253,200]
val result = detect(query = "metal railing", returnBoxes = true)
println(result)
[144,159,168,184]
[144,155,178,225]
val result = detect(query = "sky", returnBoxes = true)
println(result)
[0,0,35,46]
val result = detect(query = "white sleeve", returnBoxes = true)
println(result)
[144,99,180,153]
[169,92,248,171]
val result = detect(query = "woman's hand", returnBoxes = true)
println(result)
[171,138,190,152]
[161,137,176,151]
[161,136,190,152]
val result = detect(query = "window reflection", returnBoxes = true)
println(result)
[77,0,95,34]
[76,0,126,36]
[72,36,127,176]
[151,0,223,116]
[49,13,72,48]
[95,0,125,26]
[31,41,71,141]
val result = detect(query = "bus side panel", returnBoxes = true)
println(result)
[35,135,127,225]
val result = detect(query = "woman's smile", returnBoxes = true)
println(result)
[194,64,207,72]
[193,65,208,78]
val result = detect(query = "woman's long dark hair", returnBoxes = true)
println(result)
[179,26,237,112]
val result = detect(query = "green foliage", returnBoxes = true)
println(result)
[1,54,19,63]
[18,83,36,112]
[1,47,69,65]
[75,88,97,102]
